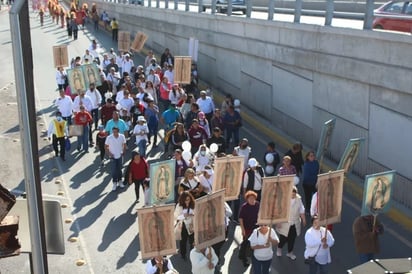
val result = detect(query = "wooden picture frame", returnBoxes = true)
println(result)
[130,31,148,52]
[337,138,364,174]
[149,159,176,206]
[0,185,16,223]
[0,216,21,258]
[68,125,83,136]
[361,170,395,216]
[52,45,69,68]
[67,67,86,95]
[81,64,102,88]
[315,118,336,162]
[317,170,345,226]
[136,204,177,260]
[212,156,245,201]
[257,175,294,225]
[193,190,226,250]
[118,31,131,53]
[174,56,192,84]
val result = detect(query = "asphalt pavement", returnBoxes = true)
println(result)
[0,5,411,274]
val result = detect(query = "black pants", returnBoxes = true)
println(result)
[73,29,78,40]
[91,108,99,130]
[52,135,65,159]
[303,184,317,212]
[180,222,194,257]
[112,29,118,41]
[132,178,145,200]
[278,225,297,253]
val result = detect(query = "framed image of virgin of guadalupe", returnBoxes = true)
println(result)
[149,159,176,205]
[258,175,294,225]
[337,138,364,174]
[212,156,245,201]
[193,190,226,250]
[82,63,102,88]
[316,170,344,226]
[361,170,395,216]
[315,118,336,163]
[67,67,86,95]
[136,204,176,260]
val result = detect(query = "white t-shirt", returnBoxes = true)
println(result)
[105,133,126,159]
[248,228,279,261]
[54,96,73,117]
[133,123,149,144]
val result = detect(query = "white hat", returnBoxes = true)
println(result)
[138,116,146,122]
[248,158,258,168]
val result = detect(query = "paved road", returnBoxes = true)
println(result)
[0,6,411,274]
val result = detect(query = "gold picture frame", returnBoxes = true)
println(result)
[257,175,294,225]
[212,156,245,201]
[67,67,86,95]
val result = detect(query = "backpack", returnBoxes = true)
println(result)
[246,166,264,191]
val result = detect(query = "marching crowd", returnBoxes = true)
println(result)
[44,8,385,274]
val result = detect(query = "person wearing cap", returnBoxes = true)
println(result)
[304,215,335,274]
[74,105,93,153]
[249,224,279,274]
[196,90,215,123]
[223,105,242,149]
[47,111,69,161]
[133,116,149,156]
[54,89,73,125]
[95,125,108,166]
[233,138,252,170]
[243,158,265,201]
[276,186,306,260]
[100,98,117,127]
[105,126,127,191]
[206,127,226,154]
[188,119,208,155]
[121,54,134,75]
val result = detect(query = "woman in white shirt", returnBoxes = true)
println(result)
[168,84,185,105]
[55,67,67,90]
[174,191,195,260]
[304,215,335,274]
[276,186,306,260]
[198,165,214,194]
[249,225,279,274]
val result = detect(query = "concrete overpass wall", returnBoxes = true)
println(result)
[91,1,412,208]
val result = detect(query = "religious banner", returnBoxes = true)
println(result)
[212,156,245,201]
[149,159,176,206]
[257,175,294,225]
[0,216,21,258]
[136,204,177,259]
[337,138,364,174]
[52,45,69,68]
[316,170,345,226]
[174,56,192,84]
[81,63,102,88]
[67,67,86,94]
[118,31,131,53]
[361,170,395,216]
[0,184,16,222]
[315,118,336,163]
[193,190,225,250]
[130,31,148,52]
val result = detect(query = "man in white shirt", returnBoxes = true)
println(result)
[163,64,174,85]
[54,89,73,125]
[73,92,93,113]
[83,49,94,64]
[133,116,149,156]
[117,91,134,115]
[115,84,127,103]
[85,83,102,130]
[196,90,215,122]
[122,54,134,75]
[105,127,127,191]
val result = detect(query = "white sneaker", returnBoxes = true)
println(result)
[118,182,125,188]
[112,183,117,192]
[286,252,296,260]
[276,248,282,257]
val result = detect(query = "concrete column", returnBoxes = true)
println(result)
[227,0,232,16]
[268,0,275,20]
[363,0,374,30]
[156,0,160,9]
[246,0,252,18]
[165,0,169,9]
[325,0,334,26]
[211,0,216,14]
[294,0,302,23]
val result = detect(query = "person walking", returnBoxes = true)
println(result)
[249,225,279,274]
[190,246,218,274]
[127,150,149,203]
[110,17,119,41]
[47,111,69,161]
[352,214,384,263]
[105,127,127,192]
[73,105,93,152]
[304,215,335,274]
[174,191,195,260]
[302,151,320,213]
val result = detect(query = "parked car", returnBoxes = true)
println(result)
[373,0,412,33]
[202,0,246,14]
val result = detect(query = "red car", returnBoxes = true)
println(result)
[373,1,412,33]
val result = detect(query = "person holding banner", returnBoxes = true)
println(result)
[304,215,335,274]
[190,246,218,274]
[174,191,195,260]
[249,224,279,274]
[352,215,384,263]
[145,256,176,274]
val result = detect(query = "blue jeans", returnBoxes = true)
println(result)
[309,262,329,274]
[137,139,147,157]
[111,157,123,182]
[359,253,374,264]
[77,124,89,151]
[251,255,271,274]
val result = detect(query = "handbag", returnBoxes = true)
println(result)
[69,125,83,136]
[174,221,182,241]
[65,138,71,151]
[304,244,321,265]
[238,239,252,261]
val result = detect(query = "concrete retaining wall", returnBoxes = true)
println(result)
[90,1,412,208]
